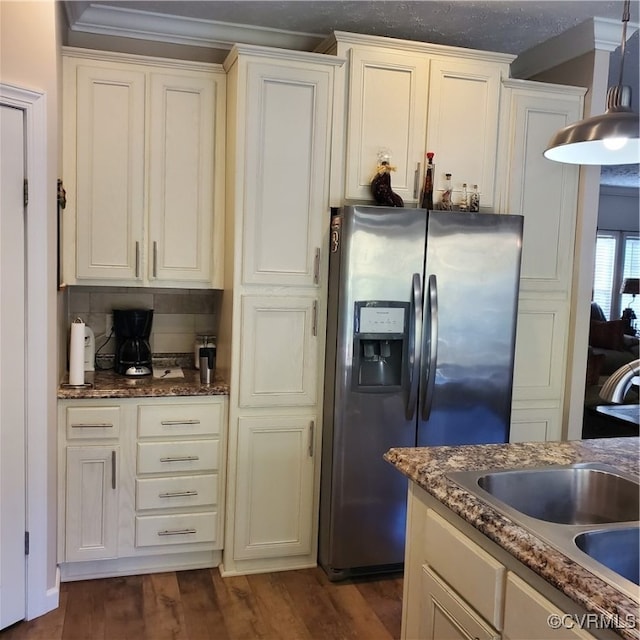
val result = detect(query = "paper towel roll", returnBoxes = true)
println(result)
[69,318,85,386]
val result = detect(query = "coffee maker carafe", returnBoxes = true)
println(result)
[113,309,153,376]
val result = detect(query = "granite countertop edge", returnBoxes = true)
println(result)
[58,369,229,399]
[384,438,640,640]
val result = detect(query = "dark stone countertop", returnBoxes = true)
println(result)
[385,438,640,640]
[58,367,229,399]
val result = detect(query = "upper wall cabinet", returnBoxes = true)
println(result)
[62,49,226,288]
[322,33,512,207]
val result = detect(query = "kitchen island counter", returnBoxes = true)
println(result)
[58,368,229,399]
[385,437,640,640]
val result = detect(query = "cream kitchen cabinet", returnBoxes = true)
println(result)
[62,48,225,288]
[58,396,227,581]
[319,32,512,207]
[219,45,343,576]
[403,484,597,640]
[495,79,585,443]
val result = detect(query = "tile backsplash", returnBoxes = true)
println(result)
[67,286,221,362]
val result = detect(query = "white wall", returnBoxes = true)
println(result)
[0,0,60,618]
[598,186,640,231]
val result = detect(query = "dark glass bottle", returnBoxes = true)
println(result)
[421,152,435,210]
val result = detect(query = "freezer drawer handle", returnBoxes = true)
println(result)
[157,528,197,537]
[160,455,200,463]
[421,274,439,421]
[159,490,198,498]
[406,273,422,420]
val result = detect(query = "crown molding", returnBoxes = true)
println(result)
[67,3,325,53]
[512,17,639,80]
[223,43,346,72]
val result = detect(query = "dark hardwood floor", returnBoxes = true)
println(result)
[3,567,403,639]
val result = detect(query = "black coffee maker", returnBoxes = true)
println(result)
[113,309,153,376]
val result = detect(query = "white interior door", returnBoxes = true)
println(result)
[0,103,27,628]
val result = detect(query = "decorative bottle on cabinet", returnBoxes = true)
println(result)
[470,184,480,212]
[440,173,453,210]
[460,183,469,211]
[421,152,435,210]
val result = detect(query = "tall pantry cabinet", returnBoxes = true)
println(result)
[219,45,344,575]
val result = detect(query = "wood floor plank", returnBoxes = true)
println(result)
[211,571,270,639]
[315,569,395,640]
[102,575,145,640]
[246,571,312,640]
[60,578,107,639]
[277,568,354,640]
[353,573,403,639]
[141,572,188,640]
[177,569,228,640]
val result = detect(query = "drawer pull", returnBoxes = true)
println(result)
[159,455,199,463]
[158,490,198,498]
[157,528,197,537]
[160,419,201,426]
[71,422,113,428]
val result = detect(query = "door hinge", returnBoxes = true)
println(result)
[23,179,28,207]
[25,531,29,556]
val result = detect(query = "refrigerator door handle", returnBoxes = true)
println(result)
[406,273,422,420]
[421,274,439,421]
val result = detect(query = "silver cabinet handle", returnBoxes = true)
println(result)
[313,247,321,284]
[157,528,196,536]
[312,300,318,337]
[159,455,199,463]
[159,490,198,498]
[160,419,201,426]
[413,162,421,199]
[135,241,140,278]
[308,420,315,457]
[153,241,158,278]
[71,422,113,428]
[111,450,116,490]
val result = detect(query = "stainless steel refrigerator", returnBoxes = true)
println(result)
[319,205,523,579]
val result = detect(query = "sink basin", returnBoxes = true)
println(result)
[447,463,640,599]
[476,465,639,524]
[575,526,640,586]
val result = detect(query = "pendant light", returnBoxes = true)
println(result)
[544,0,639,165]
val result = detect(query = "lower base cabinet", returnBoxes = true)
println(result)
[404,483,600,640]
[58,396,227,580]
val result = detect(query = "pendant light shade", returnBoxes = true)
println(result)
[544,0,640,166]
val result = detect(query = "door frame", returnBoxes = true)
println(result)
[0,82,59,620]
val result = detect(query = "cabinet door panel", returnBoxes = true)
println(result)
[427,59,502,209]
[346,48,428,203]
[65,445,119,562]
[242,62,332,286]
[148,72,216,283]
[239,295,318,407]
[501,90,580,291]
[75,65,145,281]
[234,415,315,560]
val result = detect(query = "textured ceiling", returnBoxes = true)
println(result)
[64,0,640,187]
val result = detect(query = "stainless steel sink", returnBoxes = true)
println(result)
[575,526,639,587]
[447,463,640,600]
[477,465,639,524]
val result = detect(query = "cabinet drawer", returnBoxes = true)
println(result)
[138,402,223,438]
[65,406,121,439]
[425,509,505,630]
[135,512,217,547]
[137,440,219,474]
[136,474,218,510]
[504,573,596,640]
[421,565,500,640]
